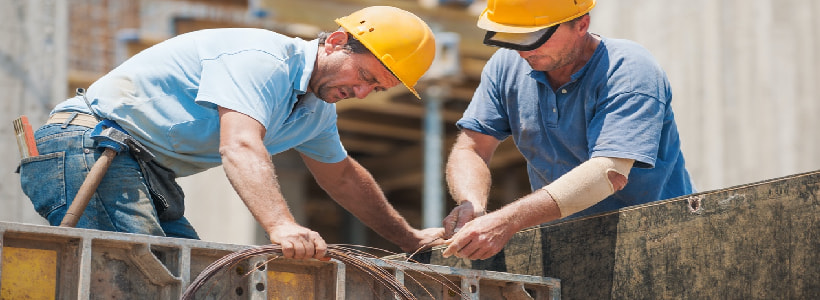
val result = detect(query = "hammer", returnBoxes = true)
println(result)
[59,148,117,227]
[59,120,147,227]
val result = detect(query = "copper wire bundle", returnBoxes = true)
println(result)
[181,244,464,300]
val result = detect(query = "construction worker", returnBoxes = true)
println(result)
[442,0,695,260]
[19,6,442,259]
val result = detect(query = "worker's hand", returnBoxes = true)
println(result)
[267,222,328,260]
[443,201,485,239]
[441,212,515,260]
[399,227,446,253]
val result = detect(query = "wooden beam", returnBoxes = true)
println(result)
[358,145,424,174]
[339,137,398,155]
[337,101,464,123]
[379,171,424,192]
[336,118,422,142]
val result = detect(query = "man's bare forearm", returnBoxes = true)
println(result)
[445,146,492,209]
[221,145,295,232]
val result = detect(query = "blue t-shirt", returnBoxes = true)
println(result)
[458,37,694,218]
[54,28,347,176]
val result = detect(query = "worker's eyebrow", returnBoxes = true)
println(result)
[359,68,379,84]
[359,67,388,91]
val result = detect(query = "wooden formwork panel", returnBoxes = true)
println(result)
[428,170,820,299]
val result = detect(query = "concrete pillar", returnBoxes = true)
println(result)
[0,0,67,225]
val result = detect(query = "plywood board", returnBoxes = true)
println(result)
[428,170,820,299]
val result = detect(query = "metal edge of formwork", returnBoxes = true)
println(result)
[1,222,362,299]
[0,221,254,299]
[370,258,561,300]
[2,221,561,299]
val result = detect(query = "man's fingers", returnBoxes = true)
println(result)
[441,239,459,258]
[444,205,475,238]
[300,238,314,260]
[457,211,475,226]
[456,240,482,259]
[470,245,495,260]
[268,225,330,260]
[443,239,489,260]
[444,223,458,239]
[292,239,308,259]
[442,235,471,258]
[312,235,328,260]
[442,245,455,258]
[280,241,295,258]
[443,214,459,237]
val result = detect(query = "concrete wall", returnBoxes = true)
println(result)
[590,0,820,191]
[0,0,67,225]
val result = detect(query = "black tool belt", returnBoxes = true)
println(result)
[137,158,186,221]
[89,117,186,221]
[75,87,186,221]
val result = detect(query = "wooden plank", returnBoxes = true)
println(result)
[336,119,422,142]
[428,170,820,299]
[337,101,464,124]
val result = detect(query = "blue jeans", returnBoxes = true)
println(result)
[19,123,199,239]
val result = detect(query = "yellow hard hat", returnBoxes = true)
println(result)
[336,6,436,99]
[477,0,596,51]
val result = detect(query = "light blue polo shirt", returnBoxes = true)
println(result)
[54,28,347,177]
[458,37,694,218]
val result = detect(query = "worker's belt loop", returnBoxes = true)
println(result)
[46,112,101,128]
[61,112,78,129]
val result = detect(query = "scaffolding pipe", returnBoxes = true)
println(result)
[421,31,460,229]
[423,86,445,229]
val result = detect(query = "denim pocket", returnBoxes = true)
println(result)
[20,152,67,219]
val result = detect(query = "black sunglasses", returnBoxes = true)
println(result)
[483,25,559,51]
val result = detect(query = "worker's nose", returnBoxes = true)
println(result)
[353,84,375,99]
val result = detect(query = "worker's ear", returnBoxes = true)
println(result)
[570,14,591,35]
[323,31,349,53]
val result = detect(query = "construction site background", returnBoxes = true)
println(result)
[1,0,819,249]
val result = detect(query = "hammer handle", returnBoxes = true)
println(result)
[59,148,117,227]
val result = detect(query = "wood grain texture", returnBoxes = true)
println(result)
[430,170,820,299]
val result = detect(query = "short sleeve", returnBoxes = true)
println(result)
[456,53,513,140]
[196,50,291,128]
[294,123,348,163]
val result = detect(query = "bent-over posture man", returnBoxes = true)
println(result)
[20,6,443,259]
[442,0,694,260]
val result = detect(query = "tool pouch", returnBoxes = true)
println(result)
[91,120,185,221]
[137,158,185,221]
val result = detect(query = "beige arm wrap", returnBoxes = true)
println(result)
[542,157,634,218]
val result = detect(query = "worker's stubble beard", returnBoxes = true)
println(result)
[308,54,355,104]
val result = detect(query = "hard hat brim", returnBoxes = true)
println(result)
[477,11,556,34]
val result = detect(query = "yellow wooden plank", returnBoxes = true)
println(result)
[1,247,57,300]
